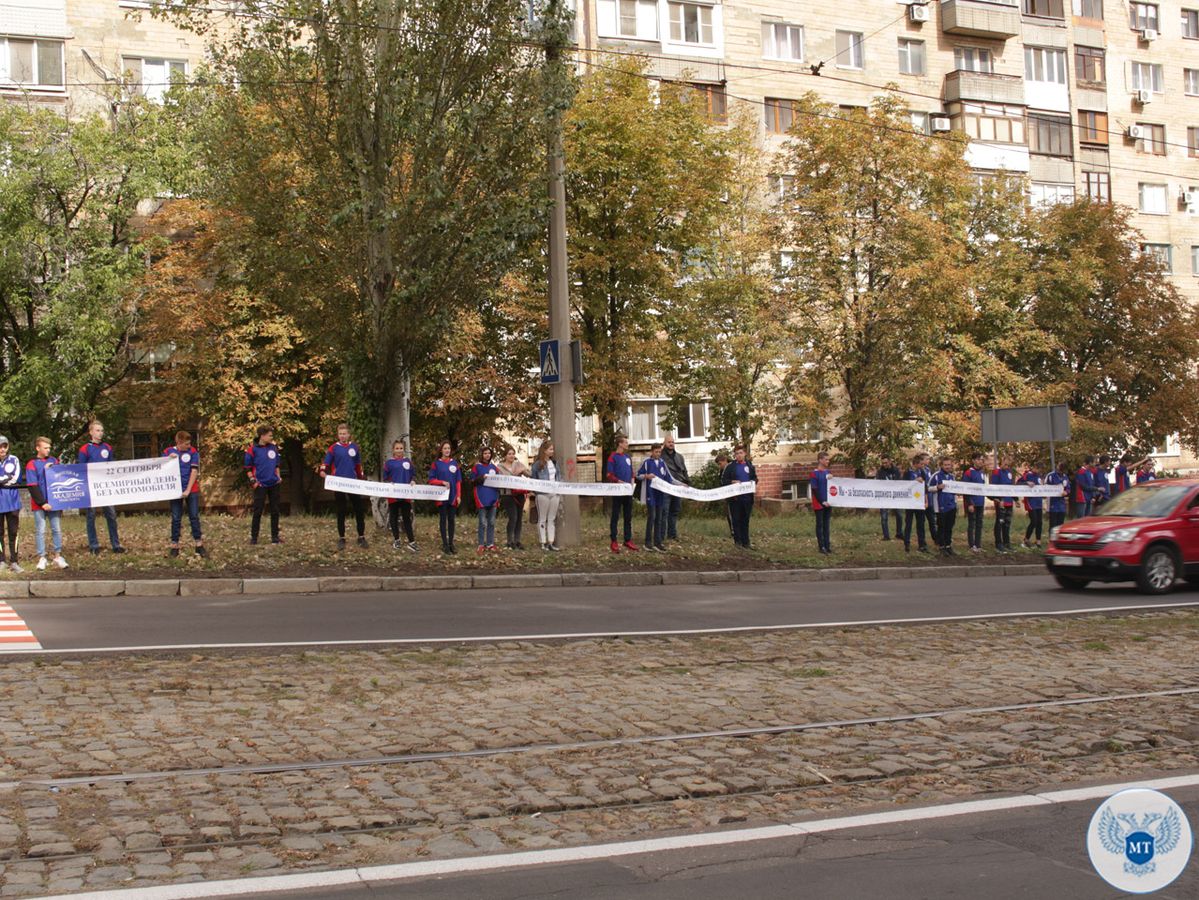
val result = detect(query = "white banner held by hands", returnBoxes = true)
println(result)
[484,474,634,497]
[940,482,1063,499]
[650,479,756,502]
[826,477,926,510]
[325,475,449,502]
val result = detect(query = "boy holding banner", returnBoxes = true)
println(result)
[637,443,672,552]
[244,425,283,546]
[320,423,368,550]
[722,445,757,549]
[78,420,126,556]
[428,440,463,555]
[1019,461,1044,550]
[991,456,1015,553]
[606,436,637,553]
[809,452,831,555]
[1047,462,1070,531]
[383,439,418,552]
[962,452,987,554]
[902,453,931,554]
[471,448,500,553]
[164,431,206,558]
[928,456,957,556]
[25,437,67,571]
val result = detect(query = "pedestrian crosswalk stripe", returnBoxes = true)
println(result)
[0,603,40,650]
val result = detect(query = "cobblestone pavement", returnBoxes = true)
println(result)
[0,610,1196,895]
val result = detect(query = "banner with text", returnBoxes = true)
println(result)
[826,477,926,510]
[46,456,182,511]
[325,475,450,502]
[940,482,1064,499]
[650,479,757,502]
[484,474,634,497]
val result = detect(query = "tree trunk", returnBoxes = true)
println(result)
[373,369,410,530]
[283,438,311,514]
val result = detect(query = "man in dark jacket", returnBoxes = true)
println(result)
[875,455,902,541]
[661,435,691,541]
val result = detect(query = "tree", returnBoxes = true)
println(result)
[775,94,976,474]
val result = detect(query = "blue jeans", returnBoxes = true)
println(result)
[815,507,832,551]
[477,505,497,547]
[645,503,667,547]
[34,510,62,557]
[86,505,121,551]
[170,493,202,543]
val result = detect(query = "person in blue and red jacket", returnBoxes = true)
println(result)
[606,436,637,552]
[78,419,126,555]
[1047,461,1070,532]
[1073,455,1095,519]
[320,423,368,549]
[428,440,462,555]
[1137,460,1157,484]
[962,452,987,553]
[1018,461,1044,550]
[1113,455,1133,496]
[383,439,418,552]
[1092,455,1112,510]
[991,457,1015,553]
[636,442,673,552]
[722,444,757,549]
[0,436,23,573]
[25,436,68,571]
[244,425,282,546]
[928,455,958,556]
[471,447,500,553]
[809,451,832,554]
[163,430,206,559]
[902,453,931,553]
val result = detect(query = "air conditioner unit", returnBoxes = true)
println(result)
[1127,124,1145,139]
[908,3,930,22]
[1183,189,1199,213]
[930,115,952,132]
[1135,89,1153,104]
[1141,27,1158,41]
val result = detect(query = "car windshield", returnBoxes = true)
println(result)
[1095,483,1193,518]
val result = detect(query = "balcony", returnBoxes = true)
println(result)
[940,0,1021,38]
[944,70,1025,104]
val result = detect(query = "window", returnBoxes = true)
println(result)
[778,417,822,445]
[673,402,708,441]
[1192,246,1199,273]
[1074,0,1103,19]
[0,38,64,89]
[1183,8,1199,36]
[897,38,925,76]
[623,401,709,443]
[685,83,727,123]
[1024,0,1064,16]
[1028,113,1073,156]
[954,47,993,73]
[1131,62,1164,93]
[596,0,658,40]
[132,433,154,460]
[768,174,796,202]
[668,2,714,44]
[1130,2,1158,30]
[1078,110,1109,143]
[1190,127,1199,157]
[1187,69,1199,95]
[762,22,803,60]
[1139,182,1169,214]
[1083,171,1111,201]
[1140,243,1172,271]
[1025,47,1067,83]
[765,97,800,133]
[122,57,187,102]
[909,111,931,134]
[835,30,864,69]
[1137,122,1166,155]
[956,102,1025,143]
[1074,46,1105,84]
[1029,182,1076,206]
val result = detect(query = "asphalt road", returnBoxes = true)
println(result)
[8,575,1199,653]
[204,785,1199,900]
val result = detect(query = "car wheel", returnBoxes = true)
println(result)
[1053,574,1090,591]
[1136,547,1178,595]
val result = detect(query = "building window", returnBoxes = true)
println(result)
[682,82,727,123]
[778,417,823,445]
[1024,47,1067,83]
[1028,113,1073,156]
[1187,69,1199,95]
[765,97,800,133]
[1131,62,1164,93]
[1074,46,1105,84]
[768,174,796,203]
[956,102,1025,143]
[673,402,709,441]
[1140,243,1172,272]
[1192,246,1199,273]
[897,38,925,76]
[909,111,931,134]
[132,433,154,460]
[1024,0,1064,16]
[1139,182,1169,214]
[0,37,64,89]
[1189,127,1199,157]
[1137,122,1166,155]
[1073,0,1103,19]
[1129,2,1159,30]
[122,57,187,102]
[762,22,803,60]
[1083,171,1111,201]
[835,30,864,69]
[1078,110,1109,144]
[1029,182,1076,206]
[1183,8,1199,36]
[954,47,993,73]
[622,401,709,443]
[668,2,714,45]
[596,0,659,40]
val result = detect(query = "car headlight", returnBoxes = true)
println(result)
[1049,526,1061,542]
[1095,526,1143,545]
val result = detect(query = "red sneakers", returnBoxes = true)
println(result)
[624,541,639,552]
[610,540,621,553]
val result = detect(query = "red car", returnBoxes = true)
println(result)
[1045,478,1199,594]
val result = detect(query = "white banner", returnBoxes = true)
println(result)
[826,477,926,510]
[484,474,634,497]
[940,482,1064,499]
[650,479,756,502]
[325,475,449,502]
[47,456,183,509]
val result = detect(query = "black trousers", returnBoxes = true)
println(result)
[334,491,366,538]
[1049,510,1066,532]
[903,509,926,548]
[610,495,633,543]
[438,504,457,547]
[814,507,831,551]
[729,499,752,546]
[0,511,18,563]
[251,483,281,541]
[938,507,956,549]
[925,507,939,547]
[966,505,985,549]
[1025,508,1044,543]
[502,494,525,545]
[389,500,415,542]
[993,505,1012,548]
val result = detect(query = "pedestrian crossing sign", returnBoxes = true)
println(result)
[539,339,561,384]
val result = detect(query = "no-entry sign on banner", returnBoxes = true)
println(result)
[46,456,182,510]
[325,475,450,502]
[650,479,757,502]
[826,477,926,510]
[484,474,634,497]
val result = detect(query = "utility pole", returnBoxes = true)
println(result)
[544,0,580,545]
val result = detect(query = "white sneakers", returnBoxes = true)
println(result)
[36,556,68,571]
[36,557,46,571]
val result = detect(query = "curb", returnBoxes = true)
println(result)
[0,564,1048,597]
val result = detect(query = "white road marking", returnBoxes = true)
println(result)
[2,600,1196,655]
[0,601,40,649]
[34,773,1199,900]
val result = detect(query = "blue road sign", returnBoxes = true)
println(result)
[540,339,561,385]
